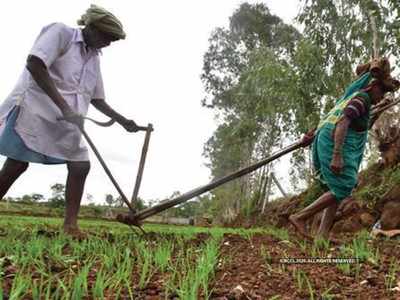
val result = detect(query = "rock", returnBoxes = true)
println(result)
[331,220,346,233]
[381,201,400,230]
[227,285,251,300]
[366,275,378,286]
[332,214,364,233]
[378,133,400,167]
[340,199,360,218]
[146,289,158,296]
[341,216,363,233]
[359,212,375,227]
[381,185,400,201]
[243,222,251,229]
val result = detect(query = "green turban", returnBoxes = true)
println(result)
[77,4,126,40]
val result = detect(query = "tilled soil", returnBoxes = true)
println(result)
[209,231,400,300]
[97,231,400,299]
[2,228,400,299]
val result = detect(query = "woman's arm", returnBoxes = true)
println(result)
[330,116,351,174]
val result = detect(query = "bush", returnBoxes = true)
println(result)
[47,196,65,208]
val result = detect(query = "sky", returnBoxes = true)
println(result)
[0,1,300,205]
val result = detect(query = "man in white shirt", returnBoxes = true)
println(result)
[0,5,138,236]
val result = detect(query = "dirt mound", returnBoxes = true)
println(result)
[230,161,400,235]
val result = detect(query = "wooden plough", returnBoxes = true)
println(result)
[80,97,400,231]
[106,99,400,227]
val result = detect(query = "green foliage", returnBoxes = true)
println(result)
[19,193,44,204]
[154,241,173,272]
[384,258,399,291]
[337,230,379,277]
[201,0,400,217]
[201,3,305,213]
[264,225,290,241]
[159,194,214,219]
[171,237,221,299]
[354,165,400,207]
[135,198,147,211]
[91,206,103,218]
[260,245,273,267]
[105,194,114,206]
[48,183,66,208]
[201,3,300,109]
[298,0,400,74]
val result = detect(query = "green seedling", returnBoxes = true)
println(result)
[321,286,335,299]
[260,245,273,270]
[384,258,399,291]
[154,240,173,272]
[266,226,290,241]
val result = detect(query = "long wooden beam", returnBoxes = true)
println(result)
[133,141,303,221]
[123,97,400,223]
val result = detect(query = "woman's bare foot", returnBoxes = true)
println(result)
[289,215,311,239]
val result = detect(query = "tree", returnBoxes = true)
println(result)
[115,196,124,207]
[86,193,94,205]
[201,2,304,215]
[20,193,44,204]
[21,194,33,203]
[201,1,400,219]
[202,3,300,110]
[105,194,114,207]
[297,0,400,102]
[134,197,147,211]
[297,0,400,166]
[48,183,65,208]
[31,193,44,202]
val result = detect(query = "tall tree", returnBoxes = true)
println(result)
[48,183,66,208]
[297,0,400,166]
[105,194,114,207]
[202,3,300,110]
[298,0,400,99]
[201,3,303,215]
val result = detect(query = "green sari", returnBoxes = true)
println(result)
[312,72,373,202]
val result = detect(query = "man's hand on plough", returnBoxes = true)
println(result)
[119,118,141,132]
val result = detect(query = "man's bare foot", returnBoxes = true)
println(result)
[289,215,311,239]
